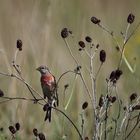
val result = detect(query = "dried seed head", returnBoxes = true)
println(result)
[61,28,69,38]
[64,84,69,89]
[0,89,4,97]
[115,46,120,52]
[109,69,122,83]
[33,128,38,137]
[82,101,88,110]
[85,137,89,140]
[100,50,106,63]
[85,36,92,43]
[0,127,3,132]
[115,69,123,80]
[43,103,50,112]
[99,95,104,107]
[96,44,99,49]
[91,16,101,24]
[109,96,116,103]
[78,48,83,51]
[130,93,137,101]
[127,13,135,24]
[17,39,22,51]
[9,126,16,134]
[78,41,85,48]
[132,105,140,111]
[15,123,20,131]
[38,133,46,140]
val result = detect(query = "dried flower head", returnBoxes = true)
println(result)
[0,89,4,97]
[108,96,116,103]
[96,44,100,49]
[85,137,89,140]
[91,16,101,24]
[109,69,122,83]
[99,95,104,107]
[43,103,50,112]
[15,123,20,131]
[130,93,137,101]
[33,128,38,137]
[132,105,140,111]
[38,133,46,140]
[82,101,88,110]
[127,13,135,24]
[100,50,106,63]
[61,28,69,38]
[17,39,22,51]
[85,36,92,43]
[9,126,16,134]
[78,41,85,48]
[64,84,69,89]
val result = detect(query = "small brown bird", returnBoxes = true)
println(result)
[36,65,58,122]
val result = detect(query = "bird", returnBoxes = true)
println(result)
[36,65,58,122]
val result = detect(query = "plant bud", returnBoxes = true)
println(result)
[17,39,22,51]
[0,89,4,97]
[130,93,137,101]
[82,102,88,110]
[127,13,135,24]
[33,128,38,137]
[9,126,16,134]
[78,41,85,48]
[91,16,101,24]
[61,28,69,38]
[100,50,106,63]
[38,133,46,140]
[15,123,20,131]
[85,36,92,43]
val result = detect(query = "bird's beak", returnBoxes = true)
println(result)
[36,67,40,71]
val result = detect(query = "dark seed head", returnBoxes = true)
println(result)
[78,41,85,48]
[0,89,4,97]
[109,71,116,82]
[61,28,69,38]
[85,137,89,140]
[108,96,116,103]
[99,95,104,107]
[43,103,50,112]
[115,69,123,80]
[82,101,88,110]
[127,13,135,24]
[9,126,16,134]
[96,44,99,49]
[85,36,92,43]
[132,105,140,111]
[64,84,69,89]
[15,123,20,131]
[33,128,38,137]
[130,93,137,101]
[79,48,83,51]
[38,133,46,140]
[100,50,106,63]
[91,16,101,24]
[17,39,22,51]
[0,127,3,132]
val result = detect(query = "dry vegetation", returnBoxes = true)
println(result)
[0,0,140,140]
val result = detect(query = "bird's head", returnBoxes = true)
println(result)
[36,65,50,75]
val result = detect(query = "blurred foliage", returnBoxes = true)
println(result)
[0,0,140,139]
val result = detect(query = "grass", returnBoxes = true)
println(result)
[0,0,140,140]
